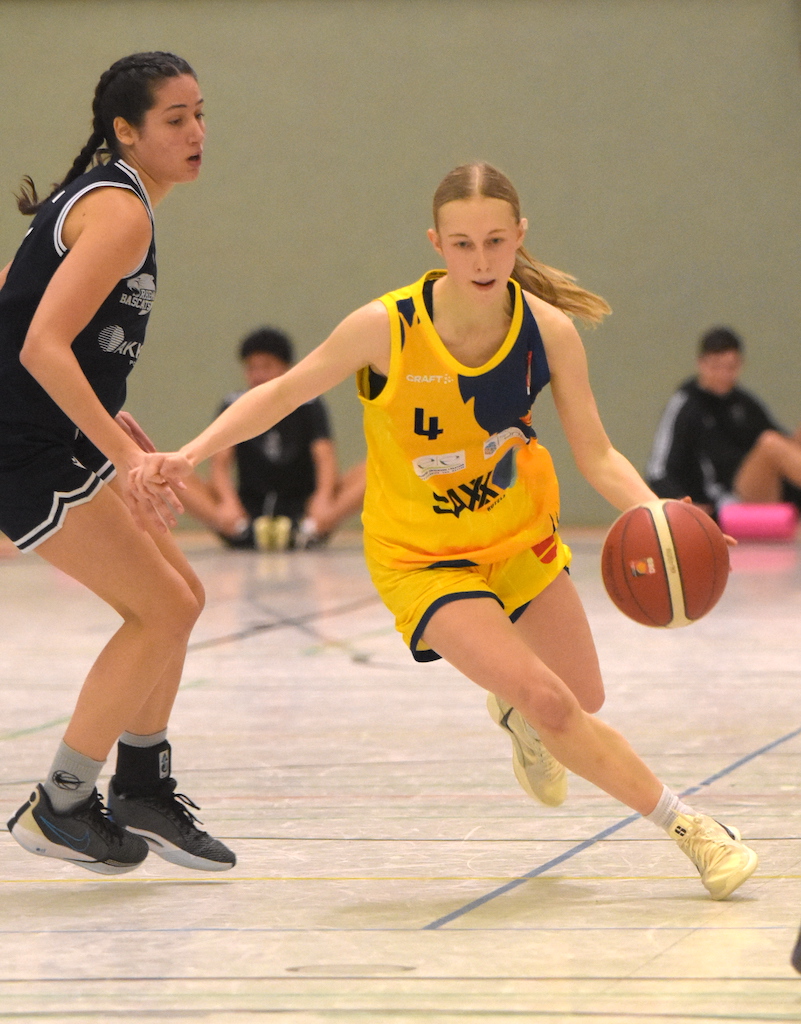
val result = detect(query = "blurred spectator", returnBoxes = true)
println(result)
[181,326,365,549]
[646,326,801,517]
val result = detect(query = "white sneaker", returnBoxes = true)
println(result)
[669,812,758,899]
[487,692,567,806]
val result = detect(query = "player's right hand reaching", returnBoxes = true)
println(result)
[129,451,190,529]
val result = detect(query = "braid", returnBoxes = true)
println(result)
[15,51,195,216]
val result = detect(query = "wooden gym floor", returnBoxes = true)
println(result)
[1,527,800,1022]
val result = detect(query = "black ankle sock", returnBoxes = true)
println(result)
[114,739,172,797]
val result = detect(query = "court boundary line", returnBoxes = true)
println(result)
[422,724,801,929]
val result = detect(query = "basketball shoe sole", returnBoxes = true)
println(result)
[109,778,236,872]
[7,784,148,875]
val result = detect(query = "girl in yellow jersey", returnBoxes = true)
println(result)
[133,163,757,900]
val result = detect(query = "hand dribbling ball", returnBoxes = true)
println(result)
[601,499,729,627]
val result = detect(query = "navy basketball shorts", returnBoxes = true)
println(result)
[0,430,115,552]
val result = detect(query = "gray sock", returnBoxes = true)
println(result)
[645,784,694,832]
[119,729,168,748]
[43,741,105,814]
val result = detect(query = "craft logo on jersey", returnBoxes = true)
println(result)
[406,373,454,384]
[120,273,155,316]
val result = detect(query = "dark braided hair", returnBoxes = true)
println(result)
[16,51,196,216]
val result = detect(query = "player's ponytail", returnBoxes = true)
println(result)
[15,51,196,216]
[432,162,611,326]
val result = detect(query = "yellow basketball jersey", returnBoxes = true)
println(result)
[357,271,561,569]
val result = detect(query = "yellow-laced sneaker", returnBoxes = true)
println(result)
[669,812,758,899]
[487,693,567,807]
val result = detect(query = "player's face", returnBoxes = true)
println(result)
[697,350,742,395]
[427,196,526,300]
[115,74,205,200]
[243,353,290,389]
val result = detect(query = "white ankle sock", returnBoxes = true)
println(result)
[645,785,694,832]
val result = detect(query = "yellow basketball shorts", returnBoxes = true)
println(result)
[365,532,571,662]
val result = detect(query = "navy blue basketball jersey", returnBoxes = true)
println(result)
[0,158,156,441]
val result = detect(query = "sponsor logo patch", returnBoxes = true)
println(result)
[483,426,526,459]
[412,451,466,481]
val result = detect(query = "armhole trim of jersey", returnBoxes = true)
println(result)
[367,294,402,406]
[53,179,154,277]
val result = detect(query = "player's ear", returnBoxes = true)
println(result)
[517,217,528,244]
[113,116,138,147]
[427,227,443,256]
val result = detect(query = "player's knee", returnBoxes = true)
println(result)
[582,688,605,715]
[183,572,205,618]
[136,575,201,638]
[755,430,784,458]
[522,682,579,735]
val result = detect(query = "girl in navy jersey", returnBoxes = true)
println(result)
[135,162,756,899]
[1,52,234,874]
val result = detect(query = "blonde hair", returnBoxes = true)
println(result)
[432,163,611,325]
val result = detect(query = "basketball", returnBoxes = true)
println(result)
[601,499,729,627]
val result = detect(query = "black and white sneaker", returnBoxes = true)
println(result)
[109,777,236,872]
[7,785,149,875]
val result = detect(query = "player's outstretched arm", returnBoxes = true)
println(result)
[131,301,391,515]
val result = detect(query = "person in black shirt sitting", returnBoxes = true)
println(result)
[646,326,801,517]
[180,326,365,549]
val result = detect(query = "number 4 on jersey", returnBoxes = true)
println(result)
[414,407,443,440]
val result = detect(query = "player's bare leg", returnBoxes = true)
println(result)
[422,590,757,898]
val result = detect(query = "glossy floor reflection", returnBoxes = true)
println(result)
[1,528,800,1022]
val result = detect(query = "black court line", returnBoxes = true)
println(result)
[186,594,381,651]
[422,723,801,930]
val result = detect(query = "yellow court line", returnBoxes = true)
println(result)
[0,873,797,885]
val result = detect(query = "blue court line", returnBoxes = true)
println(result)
[422,723,801,930]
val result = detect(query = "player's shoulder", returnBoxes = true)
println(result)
[521,289,577,344]
[521,289,582,368]
[344,299,391,330]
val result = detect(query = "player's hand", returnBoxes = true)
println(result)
[680,495,737,547]
[128,451,190,531]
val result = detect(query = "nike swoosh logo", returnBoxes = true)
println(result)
[41,817,91,852]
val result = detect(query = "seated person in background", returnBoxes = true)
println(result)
[646,326,801,517]
[181,326,366,549]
